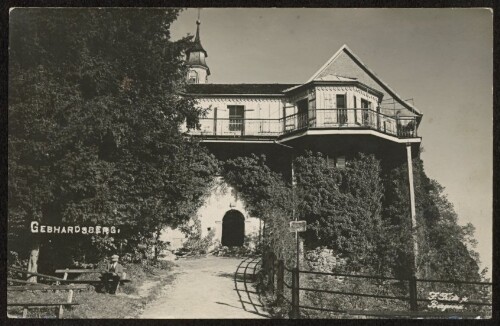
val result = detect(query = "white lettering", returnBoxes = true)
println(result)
[427,292,465,311]
[31,221,39,233]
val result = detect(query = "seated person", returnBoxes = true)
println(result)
[100,254,124,294]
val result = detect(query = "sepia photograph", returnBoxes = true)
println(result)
[6,6,494,320]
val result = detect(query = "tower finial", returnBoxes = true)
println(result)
[185,7,210,83]
[195,8,202,42]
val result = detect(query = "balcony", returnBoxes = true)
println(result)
[189,108,419,140]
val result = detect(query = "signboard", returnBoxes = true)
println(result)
[289,220,307,232]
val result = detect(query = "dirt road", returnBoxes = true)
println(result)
[140,256,268,319]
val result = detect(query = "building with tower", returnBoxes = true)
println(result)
[185,19,210,84]
[163,18,422,251]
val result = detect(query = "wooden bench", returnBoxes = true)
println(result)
[55,268,131,294]
[7,283,89,318]
[9,266,66,283]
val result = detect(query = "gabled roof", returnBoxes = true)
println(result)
[184,84,298,96]
[315,74,358,82]
[307,45,422,116]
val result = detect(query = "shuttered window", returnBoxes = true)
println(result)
[337,94,347,124]
[228,105,244,131]
[336,156,346,169]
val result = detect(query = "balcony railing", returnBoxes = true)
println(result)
[189,117,283,137]
[190,108,418,139]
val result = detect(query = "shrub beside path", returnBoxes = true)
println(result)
[140,256,268,319]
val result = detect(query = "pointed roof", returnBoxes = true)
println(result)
[307,45,422,116]
[187,20,208,57]
[315,74,358,82]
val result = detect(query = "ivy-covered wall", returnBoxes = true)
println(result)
[222,152,485,282]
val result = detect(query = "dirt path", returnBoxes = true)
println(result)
[140,256,268,319]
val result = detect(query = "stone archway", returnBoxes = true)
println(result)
[221,210,245,246]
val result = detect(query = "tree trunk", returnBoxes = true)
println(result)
[27,245,40,283]
[154,229,161,262]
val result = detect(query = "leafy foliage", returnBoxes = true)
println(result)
[222,154,295,263]
[212,233,260,257]
[8,8,218,268]
[383,158,483,281]
[178,216,216,256]
[294,152,387,274]
[224,151,484,283]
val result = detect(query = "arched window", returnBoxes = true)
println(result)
[188,70,198,84]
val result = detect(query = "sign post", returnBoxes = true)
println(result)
[289,220,307,233]
[290,220,306,319]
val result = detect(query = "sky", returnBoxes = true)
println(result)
[171,8,493,276]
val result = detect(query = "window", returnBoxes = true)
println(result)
[228,105,244,132]
[336,94,346,108]
[188,70,198,84]
[361,99,371,125]
[326,156,336,169]
[361,99,371,108]
[353,96,358,124]
[336,156,346,169]
[326,155,346,169]
[336,94,347,124]
[213,107,218,134]
[296,99,308,129]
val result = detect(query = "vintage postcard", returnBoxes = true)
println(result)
[6,7,493,320]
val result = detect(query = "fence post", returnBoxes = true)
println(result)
[291,268,300,319]
[409,276,418,311]
[276,260,284,305]
[270,255,275,294]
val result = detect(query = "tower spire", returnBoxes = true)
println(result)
[195,10,201,44]
[188,8,207,57]
[185,8,210,83]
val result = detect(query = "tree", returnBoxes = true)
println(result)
[383,158,483,281]
[8,8,218,277]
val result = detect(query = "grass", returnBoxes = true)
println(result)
[7,261,178,319]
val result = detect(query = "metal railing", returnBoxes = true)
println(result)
[189,117,282,137]
[260,255,492,319]
[189,108,419,139]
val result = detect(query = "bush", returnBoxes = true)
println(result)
[178,216,216,256]
[305,247,346,273]
[212,233,261,257]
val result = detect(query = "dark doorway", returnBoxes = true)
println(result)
[221,210,245,246]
